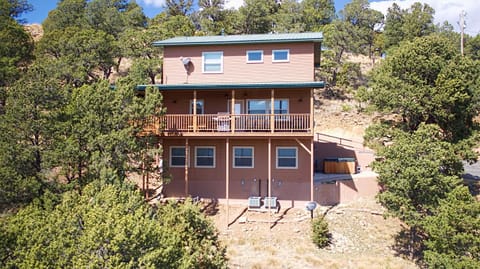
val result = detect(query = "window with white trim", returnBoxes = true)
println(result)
[195,146,215,168]
[202,51,223,73]
[170,146,186,167]
[233,147,254,168]
[190,100,204,114]
[272,49,289,62]
[276,147,297,169]
[246,50,263,63]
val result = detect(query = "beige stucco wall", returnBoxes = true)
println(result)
[315,177,379,206]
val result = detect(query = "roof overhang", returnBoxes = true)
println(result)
[153,32,323,47]
[136,81,325,91]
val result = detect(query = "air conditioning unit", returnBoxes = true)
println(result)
[248,196,261,208]
[264,196,278,209]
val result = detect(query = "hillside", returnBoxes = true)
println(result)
[19,24,445,268]
[24,23,43,42]
[211,198,417,269]
[314,53,377,142]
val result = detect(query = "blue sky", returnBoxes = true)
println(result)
[20,0,480,34]
[20,0,351,24]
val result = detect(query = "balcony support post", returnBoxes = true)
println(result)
[193,90,198,132]
[270,89,275,133]
[310,138,314,202]
[184,138,189,196]
[310,88,314,133]
[231,90,235,133]
[268,137,272,213]
[226,138,230,227]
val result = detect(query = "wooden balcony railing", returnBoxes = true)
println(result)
[142,113,311,135]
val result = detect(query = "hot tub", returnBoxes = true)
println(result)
[323,157,356,174]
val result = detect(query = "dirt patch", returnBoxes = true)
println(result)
[24,24,43,42]
[210,198,417,269]
[314,91,375,143]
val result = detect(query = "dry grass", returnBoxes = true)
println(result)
[210,198,418,269]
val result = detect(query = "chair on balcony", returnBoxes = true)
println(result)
[214,112,230,132]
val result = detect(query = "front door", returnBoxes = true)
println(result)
[229,100,244,130]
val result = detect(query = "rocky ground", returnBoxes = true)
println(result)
[209,198,417,269]
[314,95,374,142]
[24,24,43,42]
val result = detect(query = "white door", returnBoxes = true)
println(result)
[228,100,244,114]
[234,100,243,115]
[229,100,244,130]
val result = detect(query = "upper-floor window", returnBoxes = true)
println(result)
[190,100,204,114]
[202,51,223,73]
[272,49,289,62]
[273,99,289,114]
[247,99,289,114]
[246,50,263,63]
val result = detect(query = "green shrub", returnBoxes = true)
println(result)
[311,216,330,248]
[423,186,480,268]
[0,181,228,268]
[341,103,353,112]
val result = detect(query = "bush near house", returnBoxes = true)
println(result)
[0,181,227,268]
[311,215,330,248]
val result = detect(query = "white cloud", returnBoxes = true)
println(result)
[141,0,166,8]
[224,0,244,10]
[370,0,480,34]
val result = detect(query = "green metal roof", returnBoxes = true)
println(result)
[153,32,323,47]
[137,81,325,91]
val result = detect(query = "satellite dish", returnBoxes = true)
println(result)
[181,57,191,66]
[179,57,192,74]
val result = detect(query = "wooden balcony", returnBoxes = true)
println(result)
[142,113,312,136]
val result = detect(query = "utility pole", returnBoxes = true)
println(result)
[459,11,466,56]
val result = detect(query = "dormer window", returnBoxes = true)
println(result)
[202,51,223,73]
[272,49,289,62]
[246,50,263,63]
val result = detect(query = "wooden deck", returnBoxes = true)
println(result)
[142,113,312,136]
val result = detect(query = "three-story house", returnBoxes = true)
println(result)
[147,32,324,208]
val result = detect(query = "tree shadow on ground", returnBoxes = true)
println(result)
[200,198,219,216]
[392,227,426,267]
[464,179,480,197]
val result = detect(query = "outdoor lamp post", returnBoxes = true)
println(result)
[306,201,317,219]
